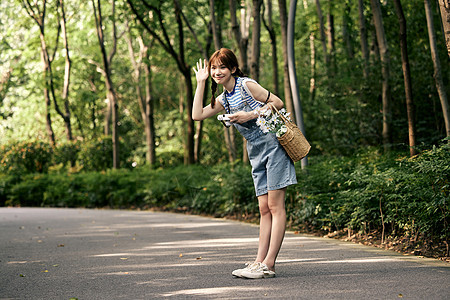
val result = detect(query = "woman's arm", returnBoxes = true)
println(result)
[192,59,224,121]
[228,81,284,124]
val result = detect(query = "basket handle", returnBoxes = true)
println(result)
[267,103,291,125]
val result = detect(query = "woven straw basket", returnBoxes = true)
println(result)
[270,104,311,162]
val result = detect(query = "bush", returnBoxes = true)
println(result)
[78,136,132,171]
[0,141,53,175]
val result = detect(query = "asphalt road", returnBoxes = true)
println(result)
[0,207,449,299]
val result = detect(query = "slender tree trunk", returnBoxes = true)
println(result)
[393,0,417,156]
[309,33,316,103]
[288,0,308,168]
[92,0,120,168]
[277,0,294,118]
[230,0,250,74]
[327,5,335,72]
[59,0,73,141]
[438,0,450,57]
[342,1,354,60]
[358,0,370,79]
[250,0,263,81]
[314,0,329,66]
[22,0,56,146]
[370,0,392,151]
[425,0,450,136]
[210,0,222,50]
[262,0,279,94]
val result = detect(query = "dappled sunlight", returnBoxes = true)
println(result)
[161,286,268,297]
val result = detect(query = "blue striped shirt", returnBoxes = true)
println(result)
[218,77,264,112]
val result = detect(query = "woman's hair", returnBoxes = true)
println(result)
[208,48,245,108]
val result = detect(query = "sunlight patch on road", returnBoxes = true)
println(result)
[306,257,401,264]
[161,286,265,297]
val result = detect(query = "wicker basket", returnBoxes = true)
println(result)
[270,104,311,162]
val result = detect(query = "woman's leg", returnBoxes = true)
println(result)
[262,188,286,271]
[255,194,271,264]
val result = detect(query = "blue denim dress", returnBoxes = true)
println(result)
[221,79,297,197]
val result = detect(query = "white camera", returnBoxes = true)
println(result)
[217,114,232,127]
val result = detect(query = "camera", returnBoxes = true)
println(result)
[217,114,232,127]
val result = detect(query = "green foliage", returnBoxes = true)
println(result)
[78,136,132,171]
[0,141,53,175]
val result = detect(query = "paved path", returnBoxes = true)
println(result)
[0,208,449,299]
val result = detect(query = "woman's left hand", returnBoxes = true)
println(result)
[229,111,255,124]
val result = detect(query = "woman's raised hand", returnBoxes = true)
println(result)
[193,58,209,82]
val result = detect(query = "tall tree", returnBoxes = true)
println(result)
[229,0,249,75]
[437,0,450,57]
[393,0,417,156]
[262,0,279,95]
[125,23,156,165]
[22,0,56,146]
[127,0,196,164]
[370,0,392,151]
[425,0,450,137]
[92,0,120,168]
[357,0,370,79]
[314,0,329,66]
[342,1,354,60]
[277,0,294,117]
[288,0,308,167]
[250,0,263,81]
[58,0,73,141]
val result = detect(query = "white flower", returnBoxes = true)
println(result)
[276,125,288,137]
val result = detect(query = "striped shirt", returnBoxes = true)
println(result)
[218,77,264,112]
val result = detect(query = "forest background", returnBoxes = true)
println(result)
[0,0,449,260]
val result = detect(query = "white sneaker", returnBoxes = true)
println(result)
[240,263,276,279]
[232,262,259,277]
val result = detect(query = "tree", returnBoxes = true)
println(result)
[425,0,450,137]
[91,0,120,168]
[250,0,263,81]
[370,0,392,151]
[288,0,308,168]
[357,0,370,79]
[437,0,450,57]
[22,0,58,146]
[127,0,196,164]
[277,0,294,117]
[125,23,156,165]
[262,0,279,95]
[393,0,417,156]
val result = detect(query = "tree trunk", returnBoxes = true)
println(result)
[209,0,222,50]
[92,0,120,168]
[309,33,316,103]
[314,0,329,66]
[230,0,249,74]
[370,0,392,151]
[393,0,417,156]
[262,0,279,94]
[22,0,56,146]
[327,6,335,71]
[288,0,308,168]
[250,0,263,81]
[425,0,450,137]
[59,0,73,141]
[438,0,450,57]
[342,1,354,60]
[277,0,294,118]
[358,0,370,78]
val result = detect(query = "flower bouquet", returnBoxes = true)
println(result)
[254,104,311,162]
[254,106,292,137]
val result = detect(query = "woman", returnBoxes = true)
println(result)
[192,48,297,279]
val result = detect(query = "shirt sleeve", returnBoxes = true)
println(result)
[241,78,265,104]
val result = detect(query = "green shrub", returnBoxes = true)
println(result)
[53,141,81,168]
[0,141,53,175]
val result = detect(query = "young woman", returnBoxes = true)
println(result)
[192,48,297,279]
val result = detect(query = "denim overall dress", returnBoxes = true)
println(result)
[221,78,297,197]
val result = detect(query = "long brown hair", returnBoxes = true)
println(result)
[208,48,245,108]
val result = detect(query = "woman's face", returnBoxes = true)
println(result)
[210,60,235,84]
